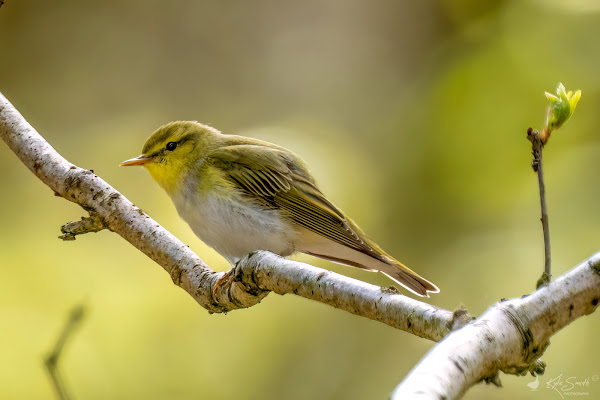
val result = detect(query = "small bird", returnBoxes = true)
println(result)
[121,121,439,297]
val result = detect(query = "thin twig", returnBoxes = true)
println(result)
[44,304,87,400]
[536,143,551,282]
[527,128,551,287]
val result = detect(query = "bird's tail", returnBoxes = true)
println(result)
[296,228,439,297]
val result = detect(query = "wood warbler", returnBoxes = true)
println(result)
[121,121,439,297]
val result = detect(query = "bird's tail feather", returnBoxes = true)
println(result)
[297,229,439,297]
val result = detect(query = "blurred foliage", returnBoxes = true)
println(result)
[1,1,600,399]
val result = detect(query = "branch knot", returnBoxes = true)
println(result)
[59,210,107,240]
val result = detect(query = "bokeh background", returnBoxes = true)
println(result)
[1,1,600,399]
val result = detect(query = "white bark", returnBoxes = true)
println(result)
[392,252,600,399]
[0,92,457,340]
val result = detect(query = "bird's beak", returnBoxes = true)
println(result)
[120,155,151,166]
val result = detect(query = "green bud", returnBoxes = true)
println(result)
[545,82,581,133]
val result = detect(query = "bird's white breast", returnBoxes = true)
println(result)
[171,188,297,264]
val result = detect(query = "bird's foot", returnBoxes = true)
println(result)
[212,270,237,300]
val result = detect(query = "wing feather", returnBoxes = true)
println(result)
[207,145,389,264]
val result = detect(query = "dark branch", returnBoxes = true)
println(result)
[45,304,86,400]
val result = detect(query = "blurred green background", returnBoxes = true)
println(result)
[1,1,599,399]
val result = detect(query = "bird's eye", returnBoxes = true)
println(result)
[166,142,177,151]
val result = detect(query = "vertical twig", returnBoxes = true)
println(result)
[527,128,551,287]
[44,304,87,400]
[536,143,551,280]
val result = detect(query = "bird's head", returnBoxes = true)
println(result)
[121,121,221,193]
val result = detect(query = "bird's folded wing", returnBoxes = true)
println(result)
[207,145,389,263]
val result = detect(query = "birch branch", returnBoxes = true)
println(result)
[392,252,600,399]
[0,92,461,341]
